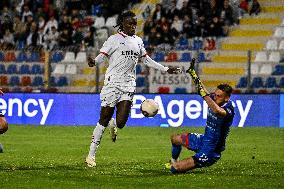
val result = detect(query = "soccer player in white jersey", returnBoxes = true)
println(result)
[85,11,180,167]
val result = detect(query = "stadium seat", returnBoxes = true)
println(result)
[279,77,284,88]
[19,64,30,74]
[279,40,284,50]
[29,52,40,62]
[75,52,87,62]
[7,64,18,74]
[174,87,187,93]
[9,76,20,86]
[0,64,6,74]
[268,52,280,62]
[21,76,32,86]
[0,52,4,61]
[273,65,284,75]
[51,52,64,63]
[31,64,43,74]
[251,77,264,88]
[254,52,267,62]
[4,52,16,62]
[32,76,44,86]
[251,64,259,75]
[179,52,191,62]
[96,28,109,40]
[236,77,247,88]
[0,76,8,86]
[274,27,284,38]
[193,37,203,50]
[62,52,75,63]
[198,52,206,62]
[265,39,278,50]
[65,64,77,74]
[177,37,189,50]
[259,64,272,75]
[53,64,65,74]
[16,52,28,62]
[136,77,145,87]
[153,52,165,62]
[265,77,278,88]
[165,52,178,62]
[57,76,68,86]
[50,76,57,87]
[93,16,105,29]
[158,86,170,93]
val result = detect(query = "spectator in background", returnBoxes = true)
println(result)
[161,24,175,45]
[152,4,165,22]
[220,0,234,36]
[143,17,155,37]
[21,4,33,22]
[58,28,72,47]
[38,15,46,30]
[2,29,14,46]
[84,27,96,48]
[45,26,59,49]
[13,15,27,42]
[44,15,58,35]
[26,21,39,47]
[72,26,84,45]
[239,0,249,14]
[148,27,163,46]
[1,15,13,36]
[182,15,195,38]
[207,16,223,37]
[142,5,151,19]
[58,15,72,32]
[249,0,261,16]
[171,15,183,38]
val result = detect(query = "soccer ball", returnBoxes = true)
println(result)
[140,99,159,117]
[0,118,8,135]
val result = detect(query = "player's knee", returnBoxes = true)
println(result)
[116,119,126,129]
[99,117,111,127]
[171,134,182,145]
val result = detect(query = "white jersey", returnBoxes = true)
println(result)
[100,32,146,88]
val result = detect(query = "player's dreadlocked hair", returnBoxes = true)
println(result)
[114,11,136,32]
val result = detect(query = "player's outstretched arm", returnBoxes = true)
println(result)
[186,59,226,116]
[141,55,180,74]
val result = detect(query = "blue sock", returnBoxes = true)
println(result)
[171,144,182,160]
[170,166,178,174]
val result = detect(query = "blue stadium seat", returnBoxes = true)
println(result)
[179,52,191,62]
[193,38,203,50]
[279,77,284,88]
[31,64,43,74]
[198,52,206,62]
[265,77,278,88]
[136,77,145,87]
[153,52,165,62]
[9,76,20,86]
[136,64,142,74]
[272,65,284,75]
[177,37,189,50]
[0,64,6,74]
[16,52,27,62]
[32,76,44,86]
[57,76,68,86]
[52,52,64,63]
[237,77,247,88]
[29,52,40,62]
[50,76,57,87]
[17,40,25,50]
[0,52,4,61]
[251,77,264,88]
[19,64,30,74]
[174,87,187,93]
[7,64,18,74]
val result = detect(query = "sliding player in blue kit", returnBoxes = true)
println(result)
[166,59,235,174]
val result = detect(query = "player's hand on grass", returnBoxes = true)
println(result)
[167,66,181,74]
[87,56,96,67]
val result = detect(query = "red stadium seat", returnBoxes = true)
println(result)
[21,76,32,86]
[158,86,170,93]
[0,76,8,86]
[165,52,178,62]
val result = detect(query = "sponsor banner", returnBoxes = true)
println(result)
[0,93,280,127]
[280,94,284,128]
[149,62,192,93]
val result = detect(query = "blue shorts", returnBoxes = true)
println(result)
[182,133,221,168]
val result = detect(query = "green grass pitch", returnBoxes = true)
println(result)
[0,126,283,189]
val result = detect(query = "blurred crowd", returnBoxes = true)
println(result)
[143,0,261,48]
[0,0,141,51]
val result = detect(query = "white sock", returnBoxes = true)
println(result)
[88,123,106,158]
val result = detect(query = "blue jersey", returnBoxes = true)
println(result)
[202,100,235,154]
